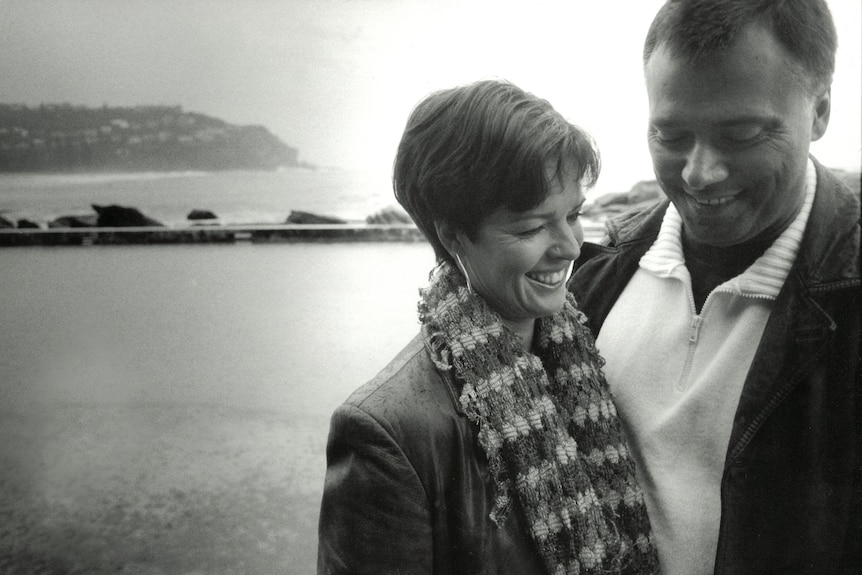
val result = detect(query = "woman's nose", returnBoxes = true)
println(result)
[554,221,581,261]
[682,141,729,191]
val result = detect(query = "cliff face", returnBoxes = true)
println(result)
[0,104,299,171]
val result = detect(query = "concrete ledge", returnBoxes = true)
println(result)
[0,224,428,246]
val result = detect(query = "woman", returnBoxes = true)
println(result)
[317,80,658,575]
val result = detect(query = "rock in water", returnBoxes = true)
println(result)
[365,206,413,224]
[188,209,218,221]
[92,205,164,227]
[48,214,99,228]
[285,211,345,225]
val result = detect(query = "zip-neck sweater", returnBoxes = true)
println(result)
[595,161,816,575]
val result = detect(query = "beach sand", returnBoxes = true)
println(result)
[1,403,327,575]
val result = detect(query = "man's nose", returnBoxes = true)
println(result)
[682,141,729,191]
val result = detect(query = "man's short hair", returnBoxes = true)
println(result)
[393,80,599,264]
[643,0,837,93]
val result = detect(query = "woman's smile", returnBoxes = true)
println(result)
[525,267,569,287]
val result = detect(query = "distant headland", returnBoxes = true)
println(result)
[0,104,303,172]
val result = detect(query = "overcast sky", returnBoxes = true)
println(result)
[1,0,859,194]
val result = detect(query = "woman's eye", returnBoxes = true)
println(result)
[567,211,582,223]
[517,225,543,237]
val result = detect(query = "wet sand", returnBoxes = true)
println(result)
[1,404,325,574]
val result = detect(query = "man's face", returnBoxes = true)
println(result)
[645,23,830,248]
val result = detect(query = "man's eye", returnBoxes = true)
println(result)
[723,127,763,143]
[567,211,582,223]
[655,130,685,143]
[650,128,689,148]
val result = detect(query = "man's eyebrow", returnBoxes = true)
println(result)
[716,115,778,126]
[651,115,777,128]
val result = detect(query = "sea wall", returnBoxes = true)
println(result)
[0,224,430,247]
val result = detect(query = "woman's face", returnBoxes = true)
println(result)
[457,170,586,336]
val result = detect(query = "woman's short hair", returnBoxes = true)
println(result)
[393,79,600,264]
[643,0,837,94]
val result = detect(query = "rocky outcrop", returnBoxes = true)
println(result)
[93,204,164,227]
[285,210,346,225]
[583,180,664,218]
[47,206,163,228]
[366,206,413,225]
[48,214,98,228]
[188,209,218,221]
[17,219,39,229]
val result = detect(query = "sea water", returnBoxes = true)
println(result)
[0,243,434,412]
[0,242,435,575]
[0,168,612,231]
[0,167,396,226]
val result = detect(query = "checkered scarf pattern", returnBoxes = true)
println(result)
[419,261,659,575]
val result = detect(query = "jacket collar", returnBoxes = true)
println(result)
[792,157,861,292]
[604,156,860,293]
[638,160,817,299]
[605,198,669,248]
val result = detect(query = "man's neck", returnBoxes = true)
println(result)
[682,229,781,313]
[681,184,807,313]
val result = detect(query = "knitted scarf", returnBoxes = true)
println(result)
[419,261,659,575]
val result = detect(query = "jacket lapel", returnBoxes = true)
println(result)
[570,201,668,335]
[725,274,836,463]
[725,158,857,462]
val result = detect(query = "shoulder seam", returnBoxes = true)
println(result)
[336,402,431,502]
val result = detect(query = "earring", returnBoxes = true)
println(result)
[455,253,473,292]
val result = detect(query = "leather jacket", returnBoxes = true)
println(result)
[569,159,861,573]
[317,334,546,574]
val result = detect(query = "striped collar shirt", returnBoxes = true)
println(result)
[638,159,817,299]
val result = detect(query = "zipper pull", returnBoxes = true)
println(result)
[690,316,702,343]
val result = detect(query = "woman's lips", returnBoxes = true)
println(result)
[526,268,568,286]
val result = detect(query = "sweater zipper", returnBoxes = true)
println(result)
[676,279,706,392]
[675,284,772,392]
[676,315,702,391]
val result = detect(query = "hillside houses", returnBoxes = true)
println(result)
[0,104,298,171]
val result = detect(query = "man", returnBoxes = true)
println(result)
[569,0,861,573]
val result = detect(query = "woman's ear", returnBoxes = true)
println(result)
[434,220,464,259]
